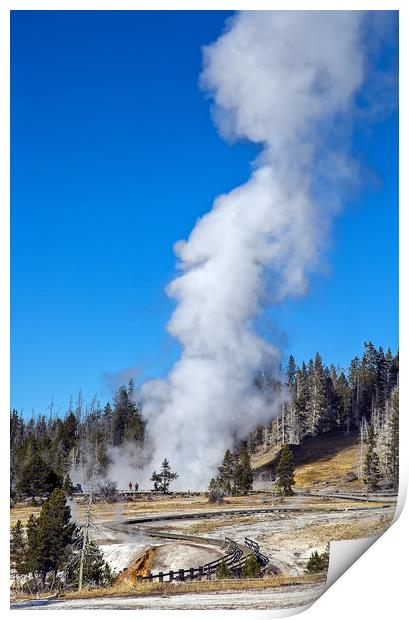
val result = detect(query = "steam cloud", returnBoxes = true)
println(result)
[137,11,392,489]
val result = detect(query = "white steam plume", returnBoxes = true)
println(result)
[139,11,387,489]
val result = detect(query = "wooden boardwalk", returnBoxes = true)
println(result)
[103,519,268,583]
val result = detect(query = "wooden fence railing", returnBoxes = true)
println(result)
[244,537,269,568]
[137,537,269,583]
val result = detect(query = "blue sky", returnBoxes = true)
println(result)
[11,11,398,416]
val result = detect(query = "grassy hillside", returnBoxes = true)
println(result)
[252,431,365,491]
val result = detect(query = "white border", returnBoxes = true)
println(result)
[1,3,406,619]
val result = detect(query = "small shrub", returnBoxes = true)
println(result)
[95,480,119,503]
[71,541,114,588]
[216,560,232,579]
[242,555,262,578]
[208,488,225,504]
[306,550,329,574]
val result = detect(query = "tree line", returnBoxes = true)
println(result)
[212,342,399,494]
[11,342,399,500]
[10,380,145,501]
[249,342,398,489]
[249,342,398,448]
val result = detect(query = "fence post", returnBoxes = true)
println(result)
[148,572,153,582]
[198,566,203,580]
[159,572,163,583]
[189,567,194,580]
[169,570,174,582]
[179,569,185,582]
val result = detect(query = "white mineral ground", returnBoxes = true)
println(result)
[151,542,223,573]
[94,524,223,575]
[143,507,394,576]
[92,498,395,577]
[11,582,326,610]
[10,496,396,611]
[100,543,152,575]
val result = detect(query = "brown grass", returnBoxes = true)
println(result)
[294,444,362,488]
[10,493,388,532]
[180,514,268,534]
[39,573,325,602]
[10,493,277,528]
[262,513,394,553]
[10,505,42,527]
[252,431,366,491]
[251,445,282,470]
[159,501,390,539]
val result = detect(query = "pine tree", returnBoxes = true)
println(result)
[17,454,62,501]
[305,353,327,436]
[23,514,40,585]
[216,449,236,495]
[216,559,232,579]
[294,362,309,440]
[322,368,337,433]
[208,479,225,503]
[127,378,135,398]
[233,443,253,495]
[150,458,178,493]
[63,474,74,494]
[375,346,387,410]
[385,347,395,395]
[364,425,382,493]
[306,549,329,574]
[112,385,145,446]
[111,386,131,446]
[276,445,295,496]
[10,520,26,573]
[334,372,352,431]
[360,342,379,421]
[242,554,262,578]
[74,541,113,588]
[348,355,362,427]
[358,417,368,479]
[21,489,78,589]
[286,355,297,387]
[102,402,113,442]
[58,412,78,462]
[386,387,399,489]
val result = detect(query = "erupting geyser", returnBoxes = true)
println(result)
[138,11,393,489]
